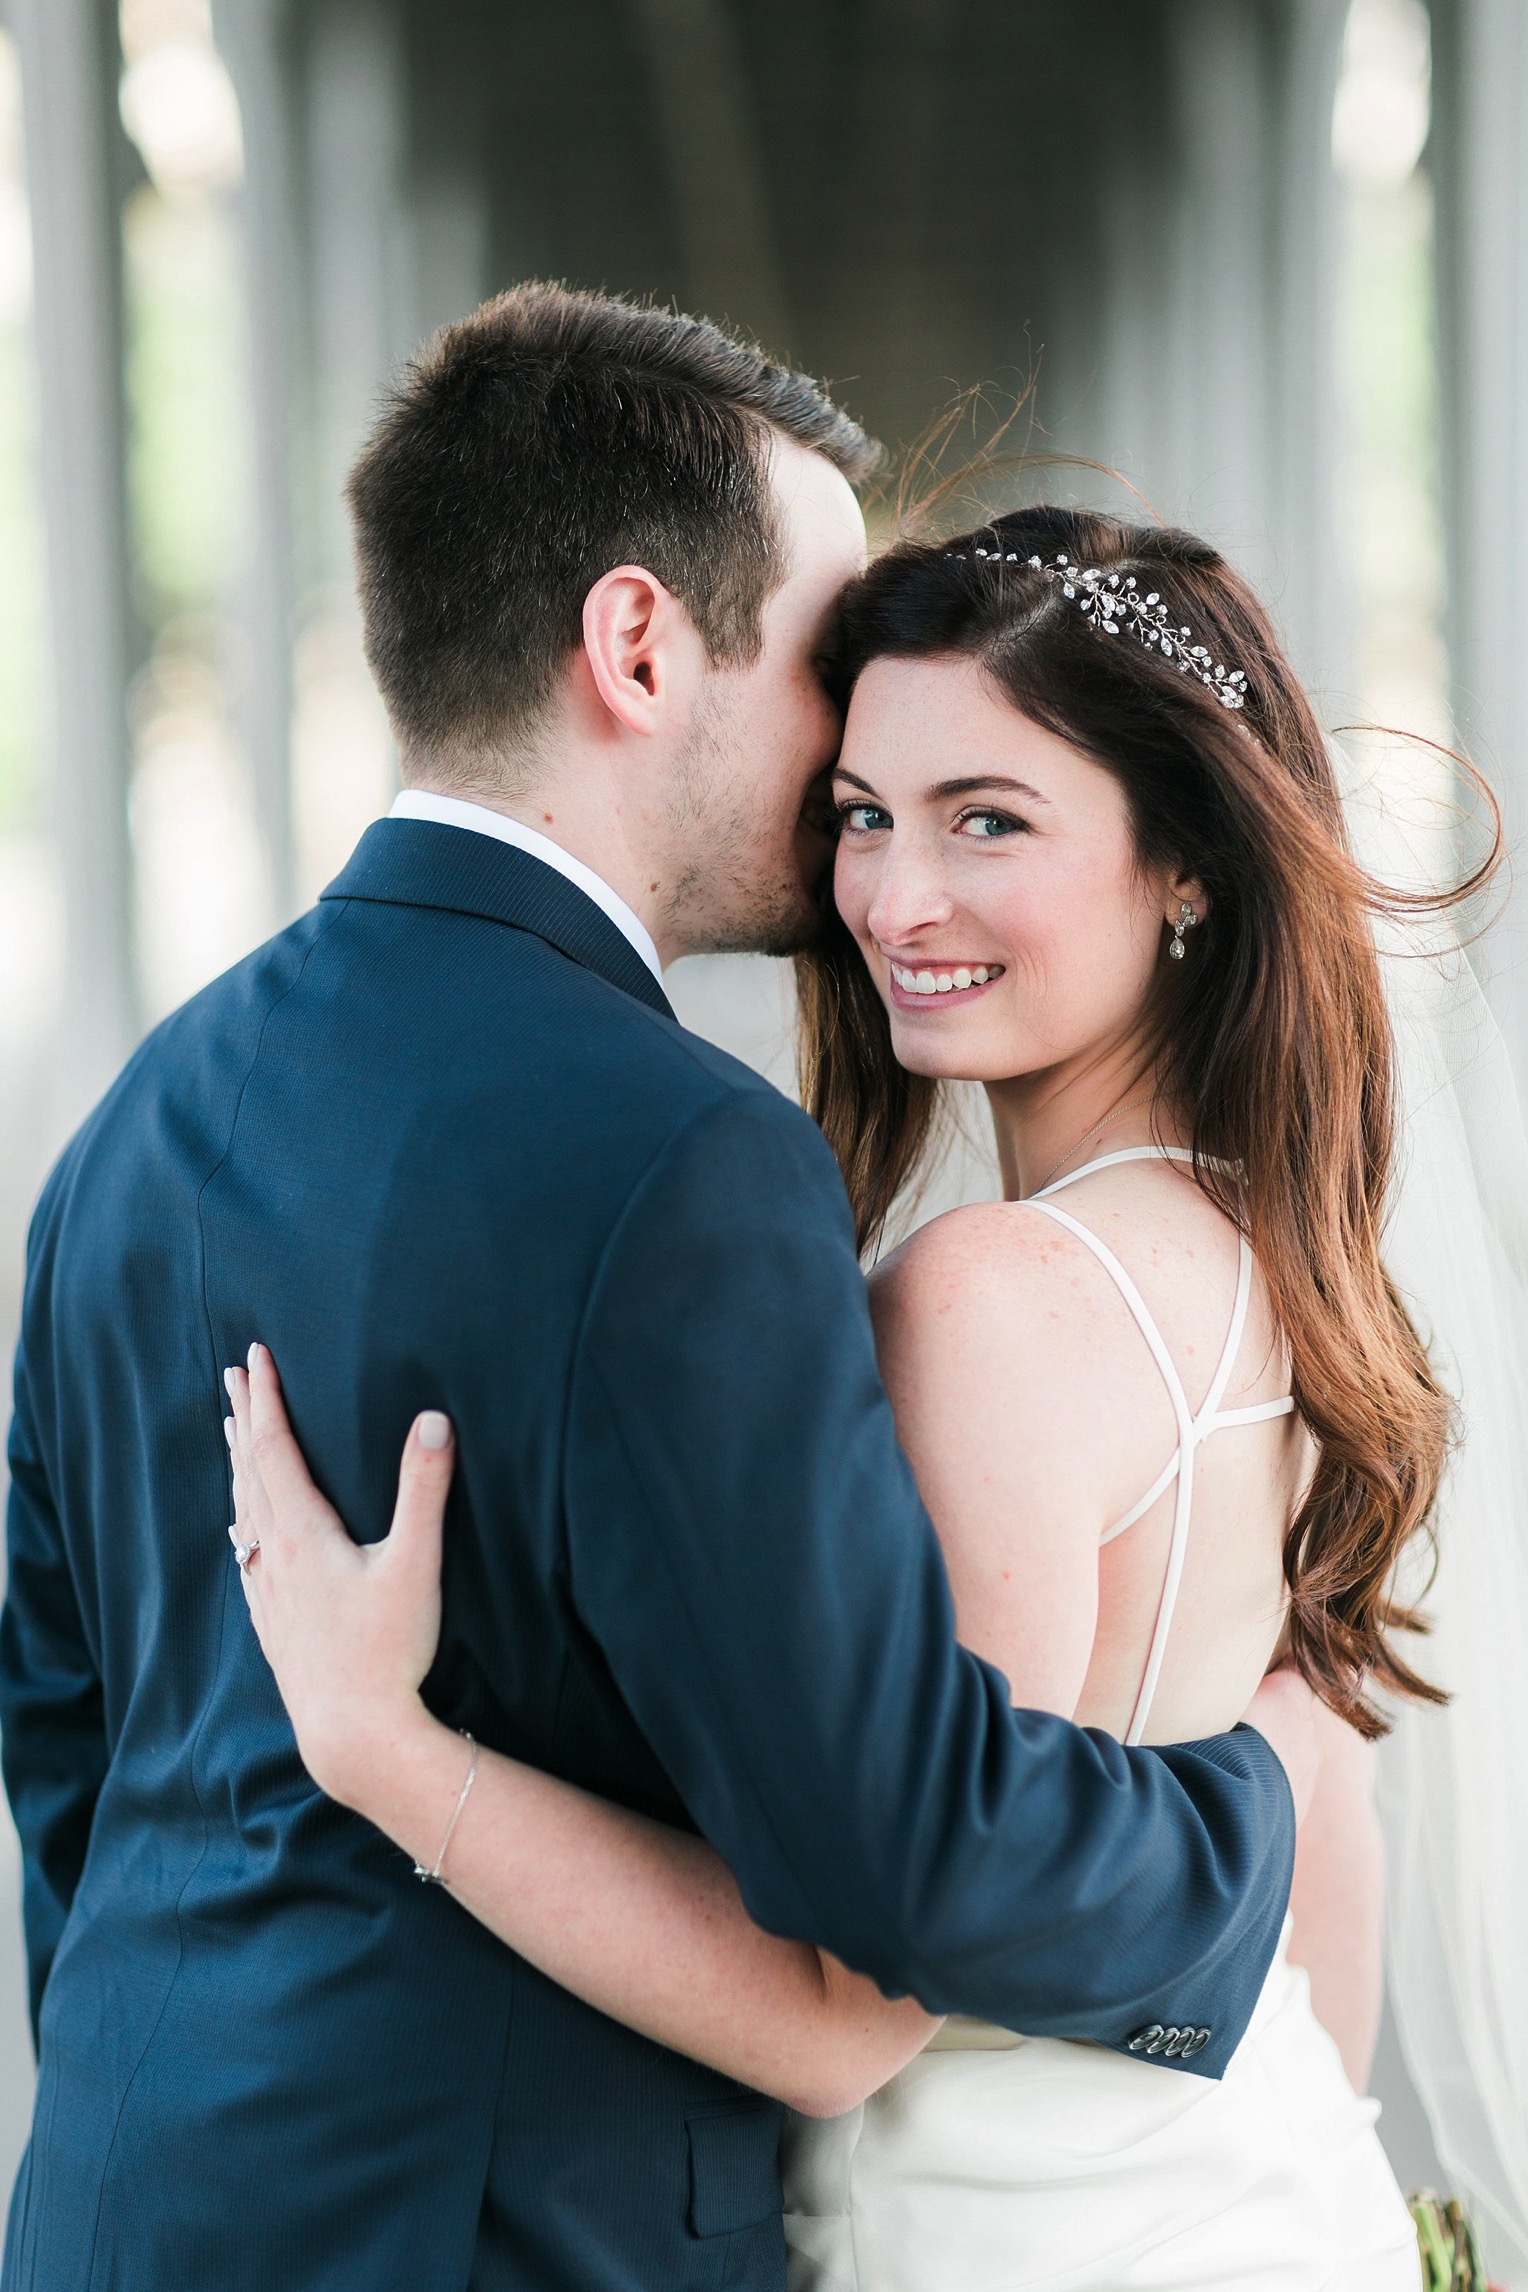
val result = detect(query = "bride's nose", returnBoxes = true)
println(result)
[863,834,957,946]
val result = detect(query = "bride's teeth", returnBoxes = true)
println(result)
[891,960,1004,995]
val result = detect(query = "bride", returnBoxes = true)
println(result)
[224,505,1472,2289]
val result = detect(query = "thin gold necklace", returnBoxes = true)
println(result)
[1024,1090,1158,1201]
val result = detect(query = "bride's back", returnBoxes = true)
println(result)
[870,1154,1312,1745]
[797,1157,1419,2292]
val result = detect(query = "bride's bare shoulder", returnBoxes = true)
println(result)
[866,1199,1175,1570]
[867,1170,1242,1363]
[867,1200,1112,1350]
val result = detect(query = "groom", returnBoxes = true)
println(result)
[1,284,1307,2292]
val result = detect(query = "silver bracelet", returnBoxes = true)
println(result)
[413,1732,478,1885]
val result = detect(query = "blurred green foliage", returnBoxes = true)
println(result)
[0,178,247,839]
[1410,2190,1493,2290]
[1346,175,1438,466]
[123,182,246,622]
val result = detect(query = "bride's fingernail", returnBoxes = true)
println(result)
[417,1411,453,1452]
[224,1416,235,1448]
[247,1342,262,1371]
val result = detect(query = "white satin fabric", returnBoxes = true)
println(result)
[783,1923,1419,2292]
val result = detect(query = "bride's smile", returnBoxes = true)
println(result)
[882,959,1005,1003]
[831,652,1205,1198]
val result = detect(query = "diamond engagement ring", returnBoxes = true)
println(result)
[232,1535,261,1570]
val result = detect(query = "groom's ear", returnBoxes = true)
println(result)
[580,565,707,738]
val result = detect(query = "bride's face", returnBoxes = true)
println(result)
[833,655,1189,1086]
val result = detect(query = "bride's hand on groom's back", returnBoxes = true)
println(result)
[223,1346,451,1808]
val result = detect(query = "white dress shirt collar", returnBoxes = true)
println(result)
[389,788,664,984]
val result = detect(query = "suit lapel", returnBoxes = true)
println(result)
[321,818,676,1020]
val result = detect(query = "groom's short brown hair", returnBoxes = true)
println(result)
[348,282,879,767]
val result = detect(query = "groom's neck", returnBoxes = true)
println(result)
[401,753,684,964]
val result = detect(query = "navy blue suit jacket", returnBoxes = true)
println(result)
[1,819,1294,2292]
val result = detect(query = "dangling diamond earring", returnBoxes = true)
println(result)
[1168,901,1198,961]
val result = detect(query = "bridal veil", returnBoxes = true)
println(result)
[1343,756,1528,2281]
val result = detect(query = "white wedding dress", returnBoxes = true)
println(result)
[782,1149,1421,2292]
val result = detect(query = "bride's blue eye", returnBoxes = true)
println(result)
[839,801,893,835]
[956,808,1026,840]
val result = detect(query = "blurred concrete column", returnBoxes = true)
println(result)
[1128,6,1277,603]
[1093,1,1348,695]
[303,0,413,582]
[213,0,298,921]
[1268,0,1352,694]
[1432,0,1528,1083]
[632,0,793,356]
[8,0,136,1114]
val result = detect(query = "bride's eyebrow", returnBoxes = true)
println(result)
[933,774,1051,804]
[831,768,1052,805]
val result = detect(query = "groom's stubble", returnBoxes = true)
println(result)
[658,676,831,961]
[651,438,865,964]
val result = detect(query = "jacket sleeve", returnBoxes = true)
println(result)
[563,1083,1294,2077]
[1,1316,108,2045]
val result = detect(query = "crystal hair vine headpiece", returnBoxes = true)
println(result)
[946,545,1249,711]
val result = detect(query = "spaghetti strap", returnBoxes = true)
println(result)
[1021,1202,1195,1429]
[1022,1198,1197,1745]
[1034,1145,1199,1197]
[1200,1241,1255,1423]
[1098,1452,1180,1545]
[1017,1143,1294,1743]
[1210,1397,1295,1428]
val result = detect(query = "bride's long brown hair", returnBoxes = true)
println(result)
[798,505,1500,1736]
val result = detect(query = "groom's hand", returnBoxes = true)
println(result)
[1242,1667,1322,1824]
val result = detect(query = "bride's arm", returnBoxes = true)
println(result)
[327,1707,934,2116]
[1284,1702,1384,2094]
[226,1352,937,2119]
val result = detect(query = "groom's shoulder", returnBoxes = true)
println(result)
[40,906,331,1137]
[529,973,852,1226]
[618,1008,839,1185]
[46,895,842,1222]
